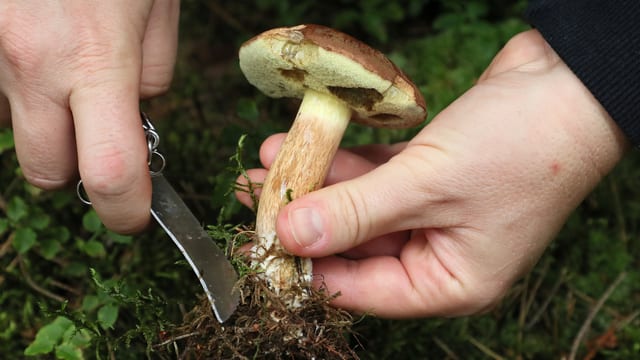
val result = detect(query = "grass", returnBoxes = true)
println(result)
[1,0,640,358]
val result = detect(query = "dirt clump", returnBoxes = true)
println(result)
[158,266,360,359]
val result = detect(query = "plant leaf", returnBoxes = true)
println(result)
[106,231,132,245]
[7,196,28,223]
[54,343,84,360]
[81,240,106,258]
[97,304,119,330]
[26,212,51,231]
[39,238,62,260]
[24,316,73,356]
[13,228,37,254]
[82,210,102,233]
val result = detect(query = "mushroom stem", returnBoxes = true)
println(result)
[254,88,351,306]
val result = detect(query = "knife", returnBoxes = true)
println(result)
[78,112,239,322]
[150,173,239,322]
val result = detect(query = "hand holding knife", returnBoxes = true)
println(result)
[78,112,239,322]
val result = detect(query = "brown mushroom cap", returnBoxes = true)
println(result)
[239,24,427,128]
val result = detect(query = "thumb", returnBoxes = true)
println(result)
[276,150,441,257]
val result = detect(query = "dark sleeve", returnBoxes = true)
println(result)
[526,1,640,146]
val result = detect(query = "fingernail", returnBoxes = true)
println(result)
[289,207,323,248]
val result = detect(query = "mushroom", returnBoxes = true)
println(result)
[239,24,426,305]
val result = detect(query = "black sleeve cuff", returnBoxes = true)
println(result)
[526,0,640,146]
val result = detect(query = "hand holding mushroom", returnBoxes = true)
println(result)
[238,30,629,317]
[238,24,425,305]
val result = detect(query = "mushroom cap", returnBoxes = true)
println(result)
[239,24,427,128]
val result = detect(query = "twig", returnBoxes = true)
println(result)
[519,258,551,330]
[107,338,116,360]
[0,255,19,287]
[608,178,627,243]
[0,231,15,258]
[468,336,505,360]
[5,255,18,272]
[154,331,200,348]
[570,287,621,318]
[208,1,246,33]
[0,192,7,212]
[173,340,179,360]
[17,255,66,303]
[617,309,640,329]
[568,271,626,360]
[525,268,567,330]
[49,279,82,295]
[433,336,460,360]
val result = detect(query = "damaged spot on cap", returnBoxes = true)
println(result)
[369,113,401,122]
[279,68,308,82]
[327,86,383,110]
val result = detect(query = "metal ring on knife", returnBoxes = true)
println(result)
[76,112,165,205]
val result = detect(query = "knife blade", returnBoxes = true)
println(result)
[150,173,239,322]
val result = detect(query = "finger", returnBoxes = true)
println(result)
[339,231,409,259]
[260,133,405,169]
[139,0,180,97]
[313,227,501,318]
[235,143,381,211]
[347,142,407,164]
[258,133,286,168]
[312,256,428,318]
[312,253,481,318]
[276,146,459,257]
[10,94,77,189]
[70,64,150,234]
[259,133,389,184]
[325,147,380,185]
[236,138,385,207]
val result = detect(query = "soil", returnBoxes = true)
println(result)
[158,264,360,359]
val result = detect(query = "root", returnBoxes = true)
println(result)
[156,262,359,359]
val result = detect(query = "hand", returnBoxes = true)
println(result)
[237,30,629,318]
[0,1,180,233]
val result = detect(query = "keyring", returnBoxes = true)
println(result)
[76,112,166,205]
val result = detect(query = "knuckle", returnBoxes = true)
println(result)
[17,145,75,190]
[21,166,71,190]
[334,185,371,247]
[0,16,46,76]
[140,64,174,97]
[70,45,132,86]
[0,8,134,86]
[140,78,171,98]
[80,144,141,200]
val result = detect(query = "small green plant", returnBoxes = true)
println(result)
[24,315,92,359]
